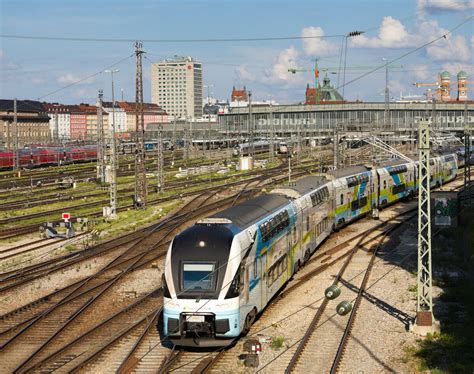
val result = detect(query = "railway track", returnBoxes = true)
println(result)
[0,189,231,372]
[194,171,467,373]
[0,159,320,239]
[0,179,264,373]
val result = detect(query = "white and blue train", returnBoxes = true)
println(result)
[161,153,458,347]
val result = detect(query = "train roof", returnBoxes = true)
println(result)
[331,165,370,178]
[209,193,290,229]
[271,175,327,198]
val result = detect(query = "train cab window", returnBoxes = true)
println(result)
[340,194,344,205]
[306,216,310,232]
[182,263,215,291]
[253,259,257,279]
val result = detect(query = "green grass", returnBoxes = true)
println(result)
[405,209,474,374]
[270,335,285,350]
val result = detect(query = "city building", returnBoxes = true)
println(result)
[78,104,109,141]
[151,56,203,119]
[305,75,344,104]
[231,86,248,102]
[219,101,474,137]
[457,70,468,101]
[0,99,50,148]
[68,105,87,140]
[116,101,168,136]
[102,102,127,135]
[43,103,71,140]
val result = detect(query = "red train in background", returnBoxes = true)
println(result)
[0,145,97,169]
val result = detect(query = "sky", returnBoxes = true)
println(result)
[0,0,472,105]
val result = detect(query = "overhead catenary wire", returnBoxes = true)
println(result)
[336,16,473,92]
[0,33,346,43]
[36,54,134,101]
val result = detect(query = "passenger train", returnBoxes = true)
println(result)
[161,153,459,346]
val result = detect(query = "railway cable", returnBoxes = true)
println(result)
[2,190,219,372]
[28,183,262,373]
[0,180,266,372]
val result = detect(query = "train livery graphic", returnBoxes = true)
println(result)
[161,154,458,346]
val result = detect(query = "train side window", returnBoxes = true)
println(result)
[292,227,297,243]
[383,180,387,189]
[340,194,344,205]
[306,216,310,232]
[253,258,257,279]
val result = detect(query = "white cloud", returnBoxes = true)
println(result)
[71,87,97,99]
[440,62,472,75]
[426,34,471,61]
[268,46,301,83]
[235,65,256,81]
[31,77,45,85]
[301,26,338,56]
[411,64,432,81]
[351,16,417,48]
[57,73,94,84]
[417,0,474,12]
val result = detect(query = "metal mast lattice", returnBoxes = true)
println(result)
[157,125,164,192]
[134,41,147,209]
[416,119,434,327]
[96,90,106,183]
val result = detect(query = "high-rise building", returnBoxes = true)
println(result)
[151,56,203,119]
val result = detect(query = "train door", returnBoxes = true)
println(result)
[244,263,250,303]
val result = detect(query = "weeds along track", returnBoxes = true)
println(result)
[0,159,317,240]
[0,185,260,373]
[0,171,274,373]
[196,206,417,374]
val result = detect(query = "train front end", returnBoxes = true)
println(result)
[161,221,242,347]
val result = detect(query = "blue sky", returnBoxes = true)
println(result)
[0,0,472,105]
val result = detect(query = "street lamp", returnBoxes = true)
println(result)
[203,84,214,160]
[104,69,120,218]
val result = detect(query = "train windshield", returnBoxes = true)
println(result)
[182,263,216,291]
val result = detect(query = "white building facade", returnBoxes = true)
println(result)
[151,56,203,119]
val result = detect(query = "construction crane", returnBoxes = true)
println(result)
[288,62,403,103]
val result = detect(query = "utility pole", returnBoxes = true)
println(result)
[297,125,301,165]
[333,123,339,169]
[464,100,472,202]
[172,116,177,164]
[204,85,213,160]
[96,90,106,184]
[413,119,438,335]
[269,102,274,164]
[157,124,164,192]
[383,58,391,133]
[54,109,59,143]
[134,41,147,209]
[13,98,19,171]
[248,91,254,159]
[105,69,119,219]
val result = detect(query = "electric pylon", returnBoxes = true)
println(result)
[157,124,164,192]
[415,119,435,331]
[134,41,147,208]
[96,90,106,183]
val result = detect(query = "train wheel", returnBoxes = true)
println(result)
[243,308,257,334]
[303,249,310,263]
